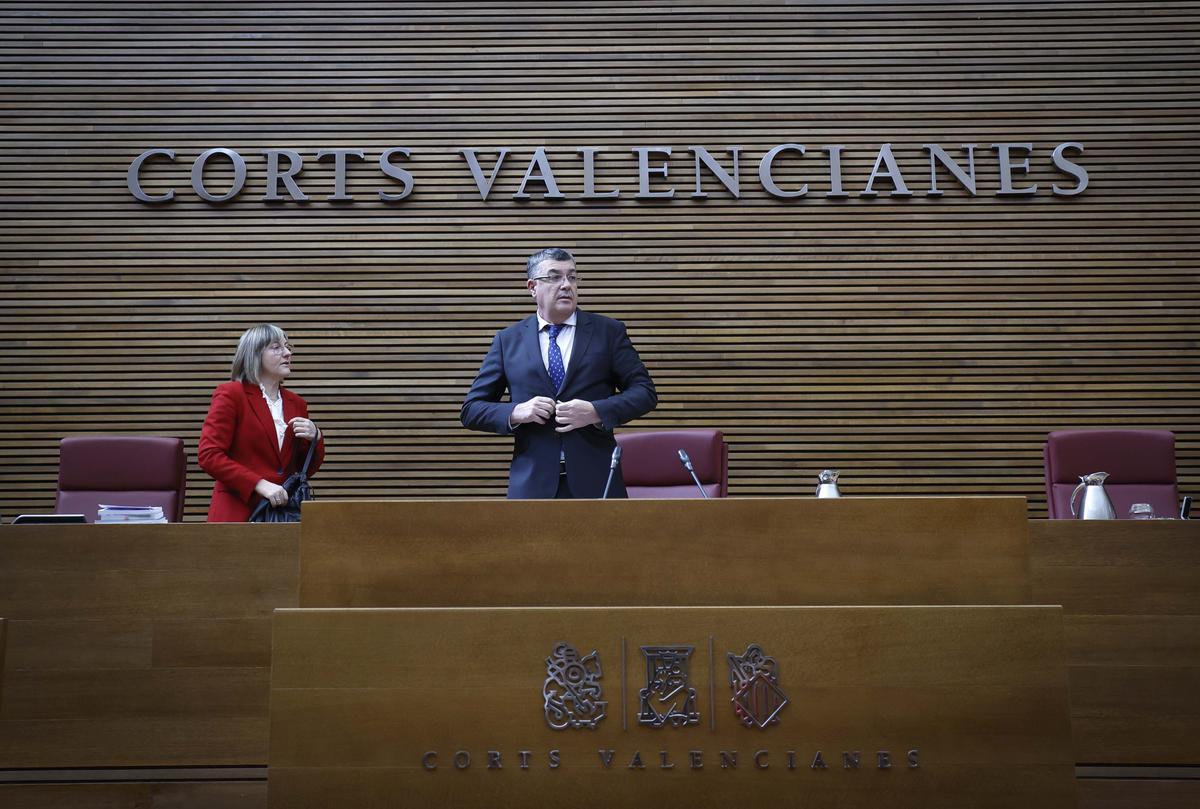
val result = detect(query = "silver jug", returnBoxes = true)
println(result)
[816,469,841,498]
[1070,472,1116,520]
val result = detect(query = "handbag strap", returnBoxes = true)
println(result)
[298,433,318,479]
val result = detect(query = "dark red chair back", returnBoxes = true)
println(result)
[56,436,187,522]
[1044,429,1177,519]
[615,429,729,498]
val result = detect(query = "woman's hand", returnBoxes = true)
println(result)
[255,479,289,507]
[288,417,320,441]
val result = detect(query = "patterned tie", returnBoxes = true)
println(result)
[547,323,566,393]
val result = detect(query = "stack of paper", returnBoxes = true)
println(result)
[97,504,167,524]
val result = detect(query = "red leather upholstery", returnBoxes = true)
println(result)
[55,436,187,522]
[1044,429,1177,519]
[615,429,729,498]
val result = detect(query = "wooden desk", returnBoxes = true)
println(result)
[0,618,6,708]
[1,498,1029,771]
[1032,519,1200,809]
[1031,519,1200,766]
[0,524,298,768]
[1,506,1195,809]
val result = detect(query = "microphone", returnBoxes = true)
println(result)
[1181,496,1192,520]
[677,449,710,499]
[601,445,622,500]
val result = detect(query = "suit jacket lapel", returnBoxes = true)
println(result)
[560,310,593,395]
[524,315,557,395]
[243,382,283,465]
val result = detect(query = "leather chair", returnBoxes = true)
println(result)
[56,436,187,523]
[1044,429,1178,519]
[615,429,729,498]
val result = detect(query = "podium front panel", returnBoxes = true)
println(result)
[269,605,1074,808]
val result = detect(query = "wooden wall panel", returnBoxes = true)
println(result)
[0,1,1197,520]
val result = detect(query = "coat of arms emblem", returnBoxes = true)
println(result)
[637,645,701,728]
[543,642,606,730]
[727,643,789,728]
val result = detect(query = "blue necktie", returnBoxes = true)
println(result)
[547,324,566,393]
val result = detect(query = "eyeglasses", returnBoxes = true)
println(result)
[267,342,293,354]
[531,273,579,285]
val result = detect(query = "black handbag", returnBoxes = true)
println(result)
[248,437,317,523]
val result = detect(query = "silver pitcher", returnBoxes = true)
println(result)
[816,469,841,498]
[1070,472,1116,520]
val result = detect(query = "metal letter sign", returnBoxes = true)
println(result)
[727,644,789,728]
[131,143,1088,205]
[543,642,606,730]
[637,646,700,728]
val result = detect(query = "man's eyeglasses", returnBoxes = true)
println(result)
[531,273,579,285]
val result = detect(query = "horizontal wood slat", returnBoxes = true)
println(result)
[0,1,1197,520]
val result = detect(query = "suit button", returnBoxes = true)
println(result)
[277,468,284,474]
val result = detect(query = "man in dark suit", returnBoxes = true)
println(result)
[461,248,657,498]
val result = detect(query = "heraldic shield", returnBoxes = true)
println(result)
[543,642,607,730]
[727,643,789,728]
[637,645,701,728]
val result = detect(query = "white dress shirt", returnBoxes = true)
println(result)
[537,311,577,376]
[259,384,287,451]
[538,313,577,465]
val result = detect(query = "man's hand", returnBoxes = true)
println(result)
[511,396,556,425]
[554,399,601,432]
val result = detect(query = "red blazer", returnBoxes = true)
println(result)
[198,380,325,522]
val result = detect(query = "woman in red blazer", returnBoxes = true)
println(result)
[199,324,325,522]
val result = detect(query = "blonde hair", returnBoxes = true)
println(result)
[230,324,288,384]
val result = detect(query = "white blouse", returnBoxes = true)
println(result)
[259,384,287,450]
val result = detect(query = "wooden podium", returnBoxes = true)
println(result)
[269,497,1076,807]
[1,502,1196,807]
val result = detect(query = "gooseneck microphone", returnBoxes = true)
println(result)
[601,445,623,500]
[677,449,710,499]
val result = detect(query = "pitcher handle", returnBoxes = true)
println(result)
[1070,481,1086,517]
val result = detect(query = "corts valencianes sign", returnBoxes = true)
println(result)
[419,640,920,776]
[127,141,1087,205]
